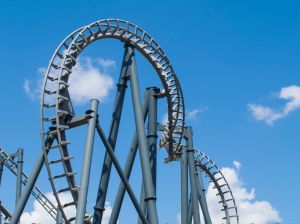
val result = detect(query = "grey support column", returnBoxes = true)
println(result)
[188,196,193,224]
[16,148,23,207]
[96,125,149,224]
[147,87,158,190]
[0,162,3,186]
[10,136,54,224]
[185,127,201,224]
[181,146,189,224]
[75,99,99,224]
[109,91,149,224]
[93,44,130,224]
[195,166,212,224]
[138,87,159,224]
[128,44,159,224]
[56,207,62,224]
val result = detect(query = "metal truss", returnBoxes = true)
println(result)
[0,148,57,221]
[8,19,239,224]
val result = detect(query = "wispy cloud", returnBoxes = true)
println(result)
[248,85,300,125]
[186,107,208,121]
[23,57,115,105]
[160,107,208,126]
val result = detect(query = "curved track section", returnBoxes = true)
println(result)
[195,151,239,224]
[0,148,57,220]
[40,29,83,223]
[40,19,185,222]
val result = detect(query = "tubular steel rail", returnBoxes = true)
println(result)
[195,151,239,223]
[40,18,185,222]
[37,18,239,223]
[0,148,57,220]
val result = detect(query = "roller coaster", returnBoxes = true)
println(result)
[0,19,239,224]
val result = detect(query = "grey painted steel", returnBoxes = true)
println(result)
[109,91,149,224]
[195,151,239,223]
[181,146,188,224]
[188,197,192,224]
[10,136,54,224]
[75,99,99,224]
[15,148,23,207]
[138,87,159,224]
[0,148,57,221]
[129,45,159,224]
[93,44,130,224]
[56,208,62,224]
[0,162,3,186]
[185,127,201,224]
[195,167,212,224]
[0,202,11,221]
[40,18,185,221]
[138,184,146,224]
[38,18,239,224]
[96,125,149,224]
[147,87,158,190]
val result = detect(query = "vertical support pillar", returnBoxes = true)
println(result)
[188,196,193,224]
[181,146,189,224]
[0,200,2,224]
[138,87,159,224]
[129,44,159,224]
[16,148,23,207]
[93,44,130,224]
[185,127,201,224]
[0,162,3,186]
[56,207,62,224]
[75,99,99,224]
[10,136,54,224]
[109,91,149,224]
[195,166,212,224]
[147,87,158,190]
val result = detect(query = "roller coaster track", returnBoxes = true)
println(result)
[40,18,185,223]
[0,148,57,220]
[39,18,238,223]
[195,151,239,223]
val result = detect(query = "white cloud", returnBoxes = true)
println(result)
[176,161,281,224]
[161,107,208,126]
[97,58,116,69]
[248,85,300,125]
[206,162,281,224]
[20,192,113,224]
[186,107,208,121]
[23,57,115,105]
[69,57,114,104]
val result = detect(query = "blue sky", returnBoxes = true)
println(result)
[0,0,300,223]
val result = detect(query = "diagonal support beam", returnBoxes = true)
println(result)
[9,135,55,224]
[96,124,149,224]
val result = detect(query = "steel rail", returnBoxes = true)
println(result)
[195,151,239,224]
[40,28,83,223]
[0,148,57,220]
[40,19,185,222]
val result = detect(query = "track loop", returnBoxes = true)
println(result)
[41,19,185,222]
